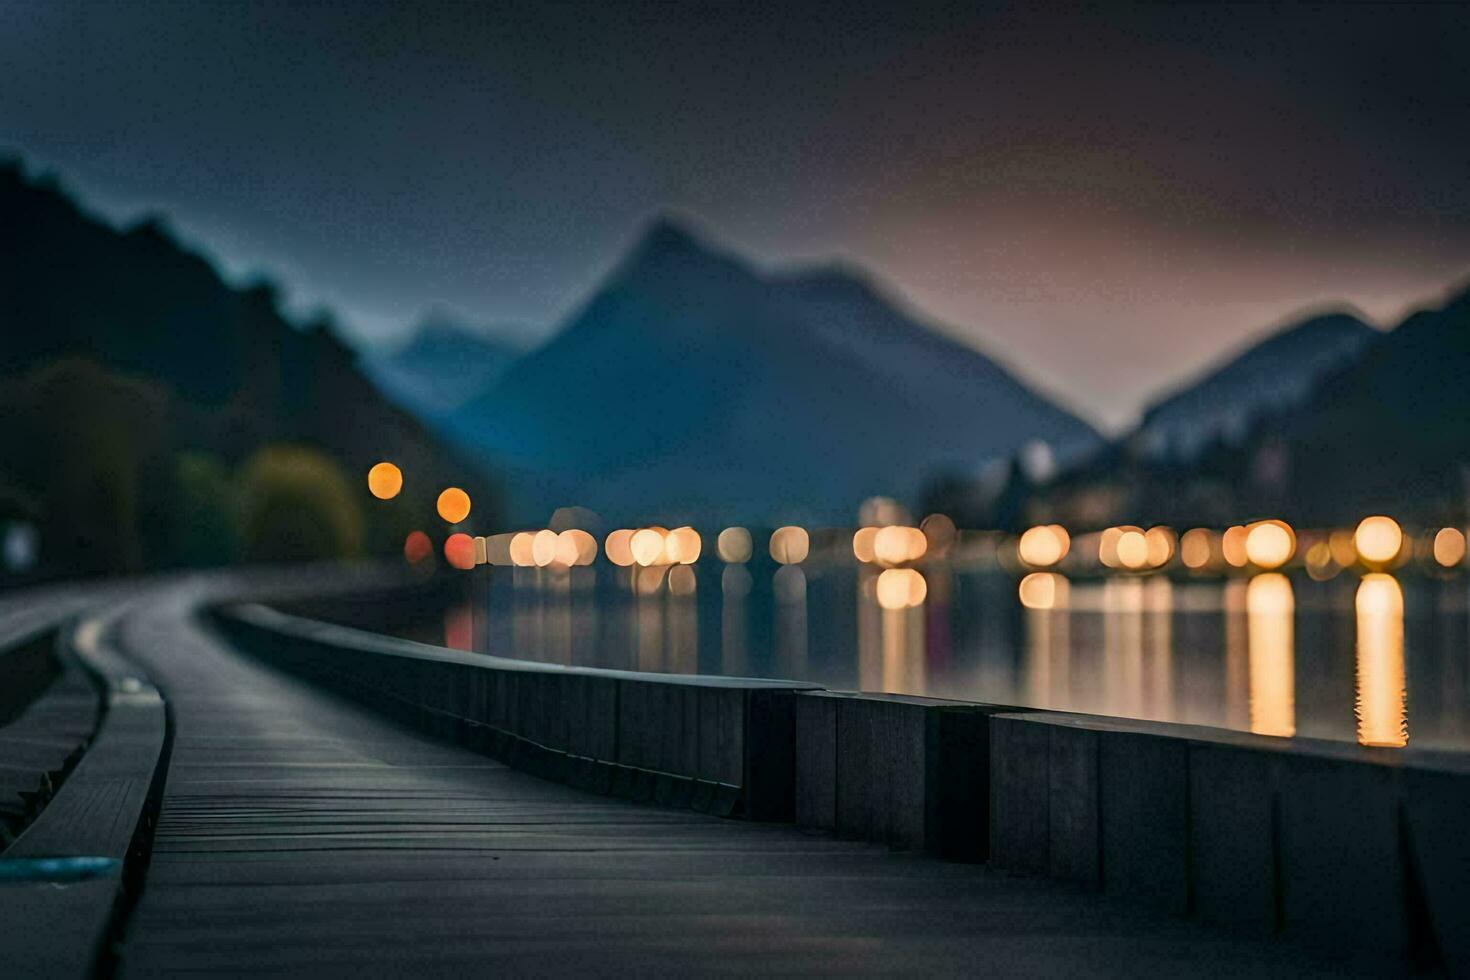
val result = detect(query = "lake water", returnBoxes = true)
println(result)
[407,552,1470,753]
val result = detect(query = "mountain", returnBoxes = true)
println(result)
[1131,311,1376,461]
[0,160,495,574]
[1028,282,1470,528]
[445,217,1100,525]
[1263,282,1470,521]
[362,313,525,420]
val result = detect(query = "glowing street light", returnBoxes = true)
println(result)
[770,526,810,565]
[1018,525,1069,568]
[1244,520,1294,570]
[876,568,927,609]
[1354,516,1402,566]
[437,487,471,524]
[1433,527,1465,568]
[444,532,475,570]
[367,461,403,500]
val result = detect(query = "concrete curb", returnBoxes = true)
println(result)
[988,711,1465,968]
[212,598,1470,969]
[0,604,170,979]
[794,691,1003,860]
[213,603,817,821]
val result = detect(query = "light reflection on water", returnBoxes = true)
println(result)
[1247,573,1294,737]
[433,561,1468,752]
[1356,574,1407,747]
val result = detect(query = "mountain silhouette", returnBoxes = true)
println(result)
[363,312,526,420]
[1132,311,1376,461]
[1264,283,1470,520]
[1032,283,1470,527]
[445,216,1100,525]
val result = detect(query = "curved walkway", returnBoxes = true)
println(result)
[56,578,1367,975]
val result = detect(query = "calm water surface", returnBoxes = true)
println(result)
[406,559,1470,752]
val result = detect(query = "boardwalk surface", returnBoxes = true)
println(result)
[107,580,1360,977]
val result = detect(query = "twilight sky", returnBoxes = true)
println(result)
[3,1,1468,430]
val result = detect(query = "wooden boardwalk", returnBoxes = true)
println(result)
[96,580,1361,976]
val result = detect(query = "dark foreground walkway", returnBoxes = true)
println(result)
[104,580,1358,977]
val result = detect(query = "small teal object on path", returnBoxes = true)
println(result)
[0,856,118,883]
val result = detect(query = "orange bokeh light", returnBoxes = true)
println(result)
[605,529,635,567]
[509,532,536,567]
[1179,528,1214,570]
[1221,525,1249,568]
[875,568,927,609]
[1433,527,1466,568]
[770,526,810,565]
[665,526,702,564]
[444,532,476,570]
[1115,529,1148,570]
[436,487,471,524]
[1244,520,1294,570]
[1018,571,1065,610]
[531,529,559,567]
[403,530,432,564]
[631,528,666,566]
[367,461,403,500]
[1354,516,1402,566]
[1018,525,1069,568]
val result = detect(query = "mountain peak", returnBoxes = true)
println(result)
[1285,308,1374,337]
[451,213,1101,523]
[396,310,526,359]
[364,310,525,418]
[616,214,748,288]
[1134,305,1376,461]
[634,214,706,255]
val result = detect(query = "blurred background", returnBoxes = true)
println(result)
[2,1,1468,746]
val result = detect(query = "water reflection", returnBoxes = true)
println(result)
[1223,578,1248,730]
[857,572,882,690]
[1145,578,1175,720]
[1355,573,1407,747]
[1018,572,1064,610]
[425,553,1470,752]
[636,565,665,671]
[544,568,571,665]
[1021,574,1068,708]
[667,566,698,674]
[882,598,925,694]
[774,565,807,677]
[1246,573,1295,737]
[721,564,750,675]
[443,601,473,652]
